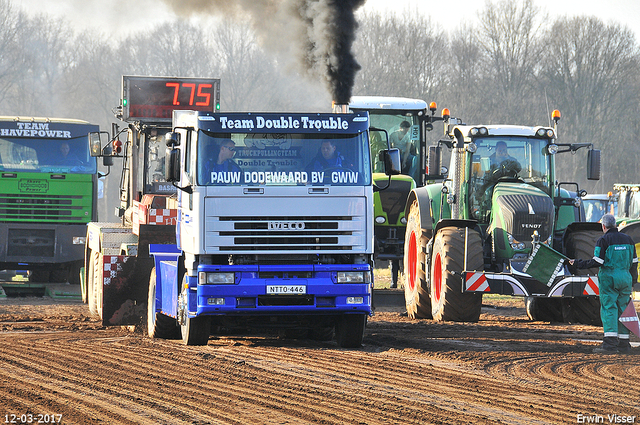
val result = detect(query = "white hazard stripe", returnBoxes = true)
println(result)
[620,316,639,323]
[549,276,599,296]
[466,272,489,292]
[583,277,599,296]
[593,256,604,264]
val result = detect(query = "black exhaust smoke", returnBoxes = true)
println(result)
[160,0,364,104]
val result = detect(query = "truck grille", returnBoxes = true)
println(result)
[7,228,55,257]
[216,215,361,252]
[0,193,85,222]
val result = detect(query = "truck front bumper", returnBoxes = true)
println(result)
[190,264,373,316]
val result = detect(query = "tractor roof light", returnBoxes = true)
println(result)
[552,109,561,121]
[547,144,559,155]
[537,128,555,138]
[470,127,488,137]
[466,142,477,153]
[429,102,437,113]
[442,108,450,120]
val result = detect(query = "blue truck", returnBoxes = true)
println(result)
[147,109,398,347]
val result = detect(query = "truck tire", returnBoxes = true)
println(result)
[147,267,180,339]
[430,227,483,322]
[525,297,563,322]
[178,282,211,346]
[181,315,212,346]
[335,314,366,348]
[403,200,432,319]
[564,230,602,325]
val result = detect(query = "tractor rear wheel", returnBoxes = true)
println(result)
[563,230,602,325]
[403,200,432,319]
[430,227,483,322]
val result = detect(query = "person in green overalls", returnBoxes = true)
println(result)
[568,214,638,354]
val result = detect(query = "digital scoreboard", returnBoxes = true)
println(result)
[121,75,221,122]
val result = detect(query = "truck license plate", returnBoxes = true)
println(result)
[266,285,306,295]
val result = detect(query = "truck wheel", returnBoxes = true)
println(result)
[179,284,211,346]
[564,230,602,324]
[561,297,602,326]
[430,227,483,322]
[403,199,432,319]
[181,315,212,346]
[524,297,563,322]
[335,314,366,348]
[147,267,180,339]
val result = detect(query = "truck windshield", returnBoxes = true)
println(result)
[368,112,420,182]
[197,130,371,186]
[0,136,97,174]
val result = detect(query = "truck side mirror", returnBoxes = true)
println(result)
[165,148,181,182]
[427,145,442,178]
[587,149,600,181]
[102,145,114,167]
[379,148,401,175]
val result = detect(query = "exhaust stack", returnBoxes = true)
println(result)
[332,102,349,114]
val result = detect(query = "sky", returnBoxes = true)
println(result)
[10,0,640,42]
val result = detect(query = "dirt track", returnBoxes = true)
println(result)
[1,295,639,425]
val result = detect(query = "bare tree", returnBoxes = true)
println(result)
[0,0,29,112]
[353,10,448,101]
[540,17,640,192]
[476,0,547,124]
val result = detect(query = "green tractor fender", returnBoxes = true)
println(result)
[404,185,445,238]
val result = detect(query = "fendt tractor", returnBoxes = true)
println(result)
[403,109,607,325]
[348,97,443,286]
[146,108,398,347]
[84,75,221,324]
[0,117,99,296]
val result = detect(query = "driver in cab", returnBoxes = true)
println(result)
[307,140,346,172]
[489,141,521,178]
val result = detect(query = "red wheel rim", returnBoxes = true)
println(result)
[433,252,442,302]
[408,231,417,291]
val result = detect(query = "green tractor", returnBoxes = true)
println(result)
[403,109,605,324]
[348,97,443,287]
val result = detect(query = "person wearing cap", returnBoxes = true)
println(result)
[568,213,638,354]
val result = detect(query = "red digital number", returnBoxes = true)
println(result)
[166,82,180,105]
[196,84,212,106]
[165,82,211,107]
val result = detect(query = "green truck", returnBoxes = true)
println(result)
[0,117,99,290]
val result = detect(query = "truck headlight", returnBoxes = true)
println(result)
[337,271,371,284]
[199,272,235,284]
